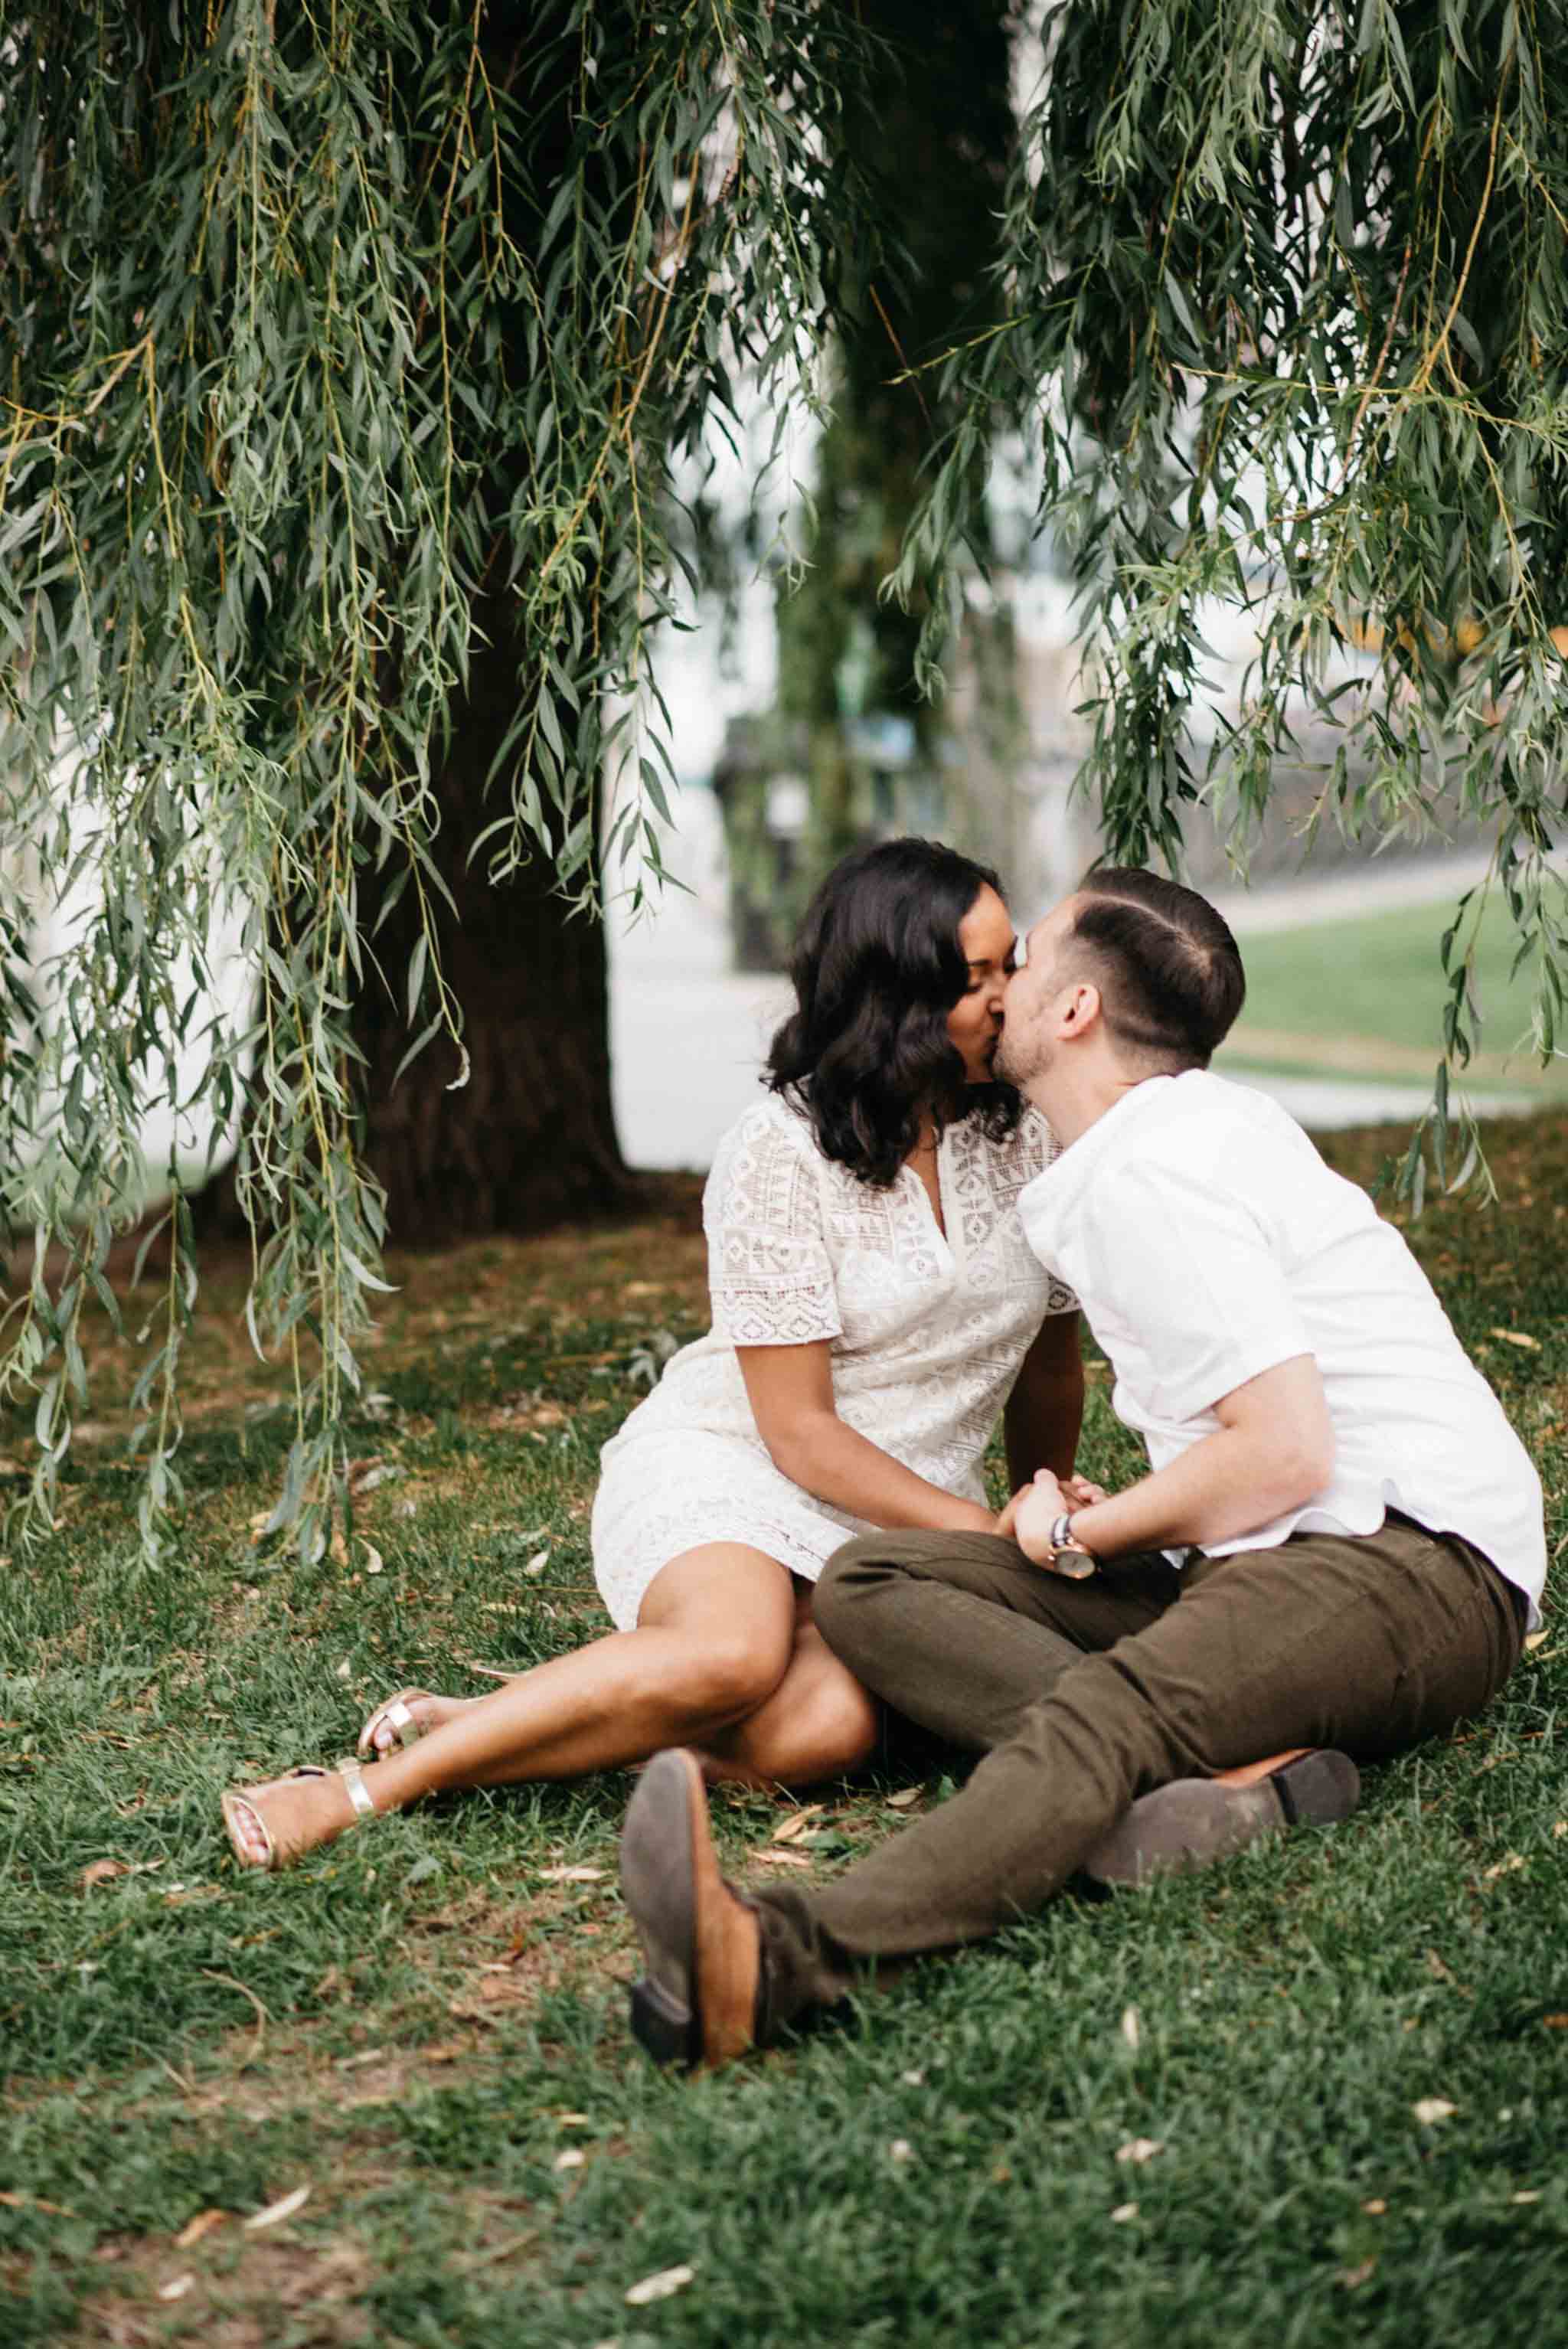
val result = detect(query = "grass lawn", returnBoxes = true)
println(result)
[2,1122,1566,2348]
[1218,894,1568,1095]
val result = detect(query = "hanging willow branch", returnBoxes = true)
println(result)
[0,0,867,1557]
[893,0,1568,1202]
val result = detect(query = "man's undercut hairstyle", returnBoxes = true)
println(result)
[1070,868,1246,1068]
[765,836,1022,1186]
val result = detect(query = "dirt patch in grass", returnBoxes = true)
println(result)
[76,2232,373,2347]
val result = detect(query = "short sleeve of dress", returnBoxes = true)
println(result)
[704,1103,844,1348]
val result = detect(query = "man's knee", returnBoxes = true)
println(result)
[813,1540,900,1669]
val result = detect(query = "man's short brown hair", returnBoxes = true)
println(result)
[1070,868,1245,1067]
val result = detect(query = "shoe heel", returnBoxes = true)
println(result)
[1269,1749,1360,1826]
[629,1976,700,2069]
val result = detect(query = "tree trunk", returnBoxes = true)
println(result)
[352,609,631,1242]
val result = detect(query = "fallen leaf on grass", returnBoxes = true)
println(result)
[79,1857,129,1889]
[1338,2261,1377,2290]
[1119,2005,1141,2052]
[772,1805,826,1844]
[754,1849,813,1868]
[1489,1328,1540,1350]
[157,2274,196,2302]
[625,2263,695,2307]
[553,2149,586,2172]
[418,2041,469,2063]
[1513,2190,1543,2204]
[524,1548,551,1576]
[537,1864,606,1883]
[1481,1853,1527,1883]
[1553,1821,1567,1839]
[1111,2203,1138,2223]
[884,1787,923,1809]
[360,1542,385,1576]
[1361,2199,1387,2216]
[1115,2138,1165,2165]
[888,2139,914,2162]
[0,2191,74,2217]
[354,1462,405,1495]
[1412,2098,1458,2126]
[174,2210,227,2249]
[1540,2014,1568,2030]
[243,2185,310,2233]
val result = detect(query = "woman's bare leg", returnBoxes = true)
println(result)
[226,1544,799,1862]
[697,1619,878,1789]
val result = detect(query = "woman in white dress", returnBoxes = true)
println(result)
[222,839,1087,1868]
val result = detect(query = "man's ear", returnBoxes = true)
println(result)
[1059,981,1102,1037]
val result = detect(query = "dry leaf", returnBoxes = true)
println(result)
[1512,2190,1542,2204]
[1481,1854,1526,1883]
[355,1462,404,1495]
[1115,2138,1165,2165]
[524,1548,551,1576]
[419,2040,468,2063]
[360,1542,384,1576]
[1424,1950,1454,1983]
[884,1787,923,1809]
[1412,2098,1457,2126]
[754,1849,813,1869]
[1541,2014,1568,2030]
[900,2070,926,2088]
[553,2149,587,2172]
[624,2263,695,2307]
[771,1805,825,1844]
[174,2210,227,2250]
[1119,2005,1141,2052]
[334,1658,352,1682]
[0,2191,74,2216]
[556,2112,592,2126]
[1338,2260,1377,2290]
[1524,1631,1550,1652]
[243,2184,311,2233]
[157,2274,197,2302]
[1553,1821,1567,1839]
[1489,1328,1540,1350]
[79,1857,128,1890]
[537,1864,606,1883]
[1361,2199,1387,2217]
[1110,2203,1138,2223]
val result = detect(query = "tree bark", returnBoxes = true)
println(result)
[351,606,631,1243]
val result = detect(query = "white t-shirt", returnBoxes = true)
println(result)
[1017,1070,1546,1625]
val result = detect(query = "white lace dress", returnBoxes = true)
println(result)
[591,1094,1077,1629]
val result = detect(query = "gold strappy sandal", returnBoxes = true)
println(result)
[221,1759,377,1873]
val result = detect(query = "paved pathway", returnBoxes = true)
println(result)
[609,815,1529,1170]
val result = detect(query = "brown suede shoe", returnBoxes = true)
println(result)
[1083,1749,1361,1890]
[620,1748,763,2070]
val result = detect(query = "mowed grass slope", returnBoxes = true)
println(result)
[1220,894,1568,1093]
[2,1125,1566,2348]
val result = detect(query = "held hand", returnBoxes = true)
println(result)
[1059,1473,1109,1511]
[1012,1471,1067,1564]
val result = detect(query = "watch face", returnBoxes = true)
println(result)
[1052,1550,1096,1581]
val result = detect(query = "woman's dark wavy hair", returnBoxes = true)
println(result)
[764,837,1023,1187]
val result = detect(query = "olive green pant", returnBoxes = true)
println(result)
[750,1517,1524,2031]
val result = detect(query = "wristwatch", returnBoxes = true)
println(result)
[1046,1510,1099,1580]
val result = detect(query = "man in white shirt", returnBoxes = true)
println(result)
[618,870,1545,2070]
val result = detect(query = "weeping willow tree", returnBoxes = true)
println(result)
[4,0,1566,1559]
[897,0,1568,1202]
[0,0,868,1555]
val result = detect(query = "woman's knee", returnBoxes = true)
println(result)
[668,1629,792,1724]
